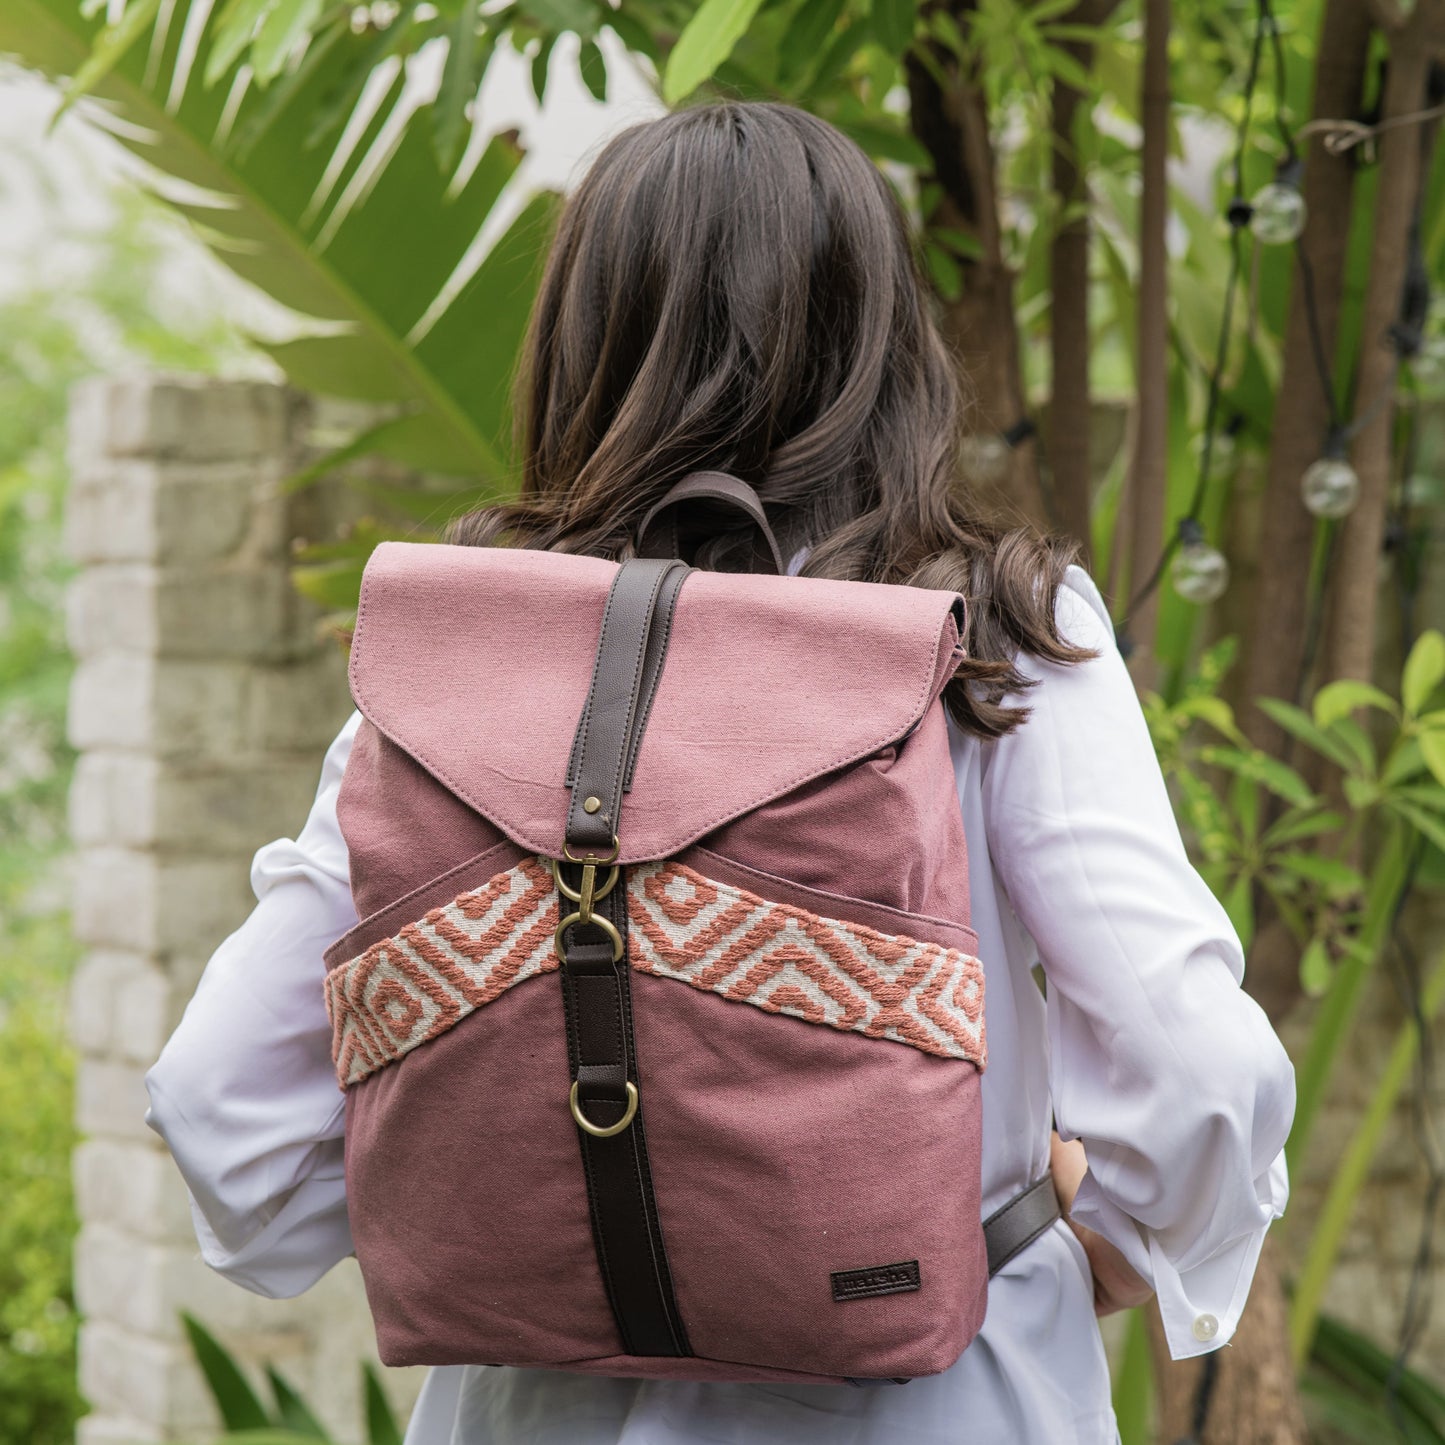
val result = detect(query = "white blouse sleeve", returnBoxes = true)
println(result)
[144,711,364,1299]
[981,569,1295,1361]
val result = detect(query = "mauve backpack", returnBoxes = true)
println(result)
[321,472,1059,1386]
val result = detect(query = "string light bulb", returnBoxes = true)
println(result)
[1170,519,1230,605]
[1301,432,1360,518]
[1250,160,1307,245]
[961,433,1011,486]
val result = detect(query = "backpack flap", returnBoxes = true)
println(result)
[348,541,965,864]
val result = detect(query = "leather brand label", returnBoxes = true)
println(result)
[830,1259,922,1302]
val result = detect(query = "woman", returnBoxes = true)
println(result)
[145,102,1294,1443]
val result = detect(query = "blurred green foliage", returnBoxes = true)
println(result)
[179,1313,404,1445]
[0,125,248,1441]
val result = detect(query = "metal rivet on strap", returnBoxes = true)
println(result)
[583,795,602,814]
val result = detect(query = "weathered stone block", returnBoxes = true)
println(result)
[75,850,254,959]
[76,1414,166,1445]
[76,1057,154,1141]
[246,663,354,754]
[157,759,324,853]
[115,963,175,1066]
[69,657,251,756]
[73,1139,195,1244]
[72,849,158,952]
[67,564,307,661]
[78,1321,217,1433]
[71,375,293,465]
[69,949,159,1057]
[65,458,271,567]
[75,1225,169,1332]
[70,754,159,848]
[65,464,160,566]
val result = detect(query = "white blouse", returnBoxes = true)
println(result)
[145,566,1295,1445]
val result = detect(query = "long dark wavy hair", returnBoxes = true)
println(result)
[450,101,1090,736]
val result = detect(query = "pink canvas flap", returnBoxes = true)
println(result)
[349,542,964,864]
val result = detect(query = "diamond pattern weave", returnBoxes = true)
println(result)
[325,858,985,1087]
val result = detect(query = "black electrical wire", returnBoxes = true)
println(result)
[1115,4,1266,633]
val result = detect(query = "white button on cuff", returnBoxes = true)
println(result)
[1192,1313,1220,1343]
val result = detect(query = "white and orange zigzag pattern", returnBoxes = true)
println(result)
[325,858,986,1088]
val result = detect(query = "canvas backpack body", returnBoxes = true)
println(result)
[322,482,1058,1386]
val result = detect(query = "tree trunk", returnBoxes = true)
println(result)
[1123,0,1170,686]
[1048,0,1120,560]
[1149,1237,1308,1445]
[1233,0,1375,1100]
[908,5,1050,527]
[1237,0,1373,739]
[1319,11,1443,683]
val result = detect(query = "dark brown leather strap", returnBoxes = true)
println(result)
[983,1177,1061,1275]
[637,471,785,576]
[557,555,693,1359]
[558,877,690,1357]
[564,558,690,854]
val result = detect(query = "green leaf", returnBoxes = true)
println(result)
[1403,629,1445,717]
[605,8,659,62]
[250,0,322,83]
[923,240,963,300]
[1384,737,1429,785]
[1199,746,1317,808]
[1309,1312,1445,1439]
[434,0,485,172]
[205,1434,332,1444]
[181,1313,273,1430]
[1255,698,1358,772]
[578,36,607,99]
[663,0,769,102]
[206,0,274,84]
[1262,809,1344,847]
[1422,728,1445,788]
[779,0,846,82]
[869,0,915,54]
[266,1365,330,1438]
[1290,956,1445,1365]
[1175,694,1241,741]
[1313,679,1399,728]
[1329,717,1377,776]
[1222,869,1254,947]
[1112,1309,1154,1445]
[835,117,931,168]
[530,32,555,103]
[1299,937,1332,998]
[517,0,598,35]
[1391,799,1445,855]
[1,0,549,494]
[363,1363,404,1445]
[1275,852,1364,897]
[292,556,372,609]
[56,0,163,114]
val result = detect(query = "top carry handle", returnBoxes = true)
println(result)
[637,471,786,576]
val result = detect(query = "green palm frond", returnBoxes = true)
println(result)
[0,0,558,486]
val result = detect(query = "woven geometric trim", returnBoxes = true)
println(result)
[628,862,985,1068]
[325,858,985,1087]
[325,856,556,1087]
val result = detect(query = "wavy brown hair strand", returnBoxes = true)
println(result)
[449,101,1091,737]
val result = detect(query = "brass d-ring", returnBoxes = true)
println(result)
[554,909,624,962]
[563,835,620,866]
[550,857,620,905]
[569,1080,638,1138]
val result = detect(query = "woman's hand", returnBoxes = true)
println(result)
[1049,1132,1154,1317]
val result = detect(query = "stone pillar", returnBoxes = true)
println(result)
[64,375,425,1443]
